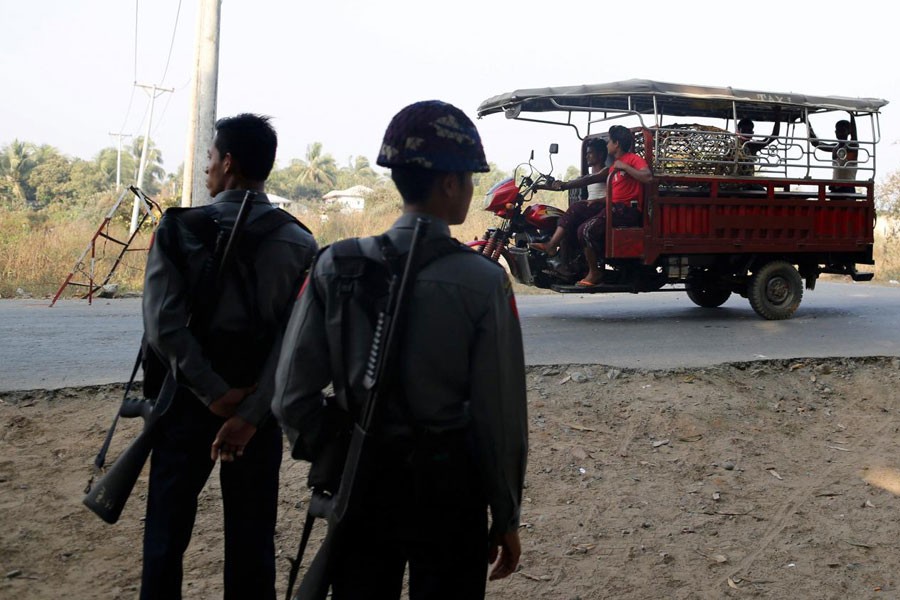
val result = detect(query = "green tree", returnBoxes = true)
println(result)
[336,155,379,189]
[131,136,166,196]
[27,150,73,205]
[157,163,183,208]
[69,159,108,199]
[877,169,900,240]
[268,159,320,200]
[298,142,337,188]
[24,145,107,207]
[563,165,581,181]
[0,140,37,206]
[95,146,137,189]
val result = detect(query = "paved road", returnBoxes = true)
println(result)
[519,282,900,367]
[2,281,899,391]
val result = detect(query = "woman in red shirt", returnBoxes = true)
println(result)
[577,125,652,287]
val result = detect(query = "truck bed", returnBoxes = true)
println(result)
[615,177,876,264]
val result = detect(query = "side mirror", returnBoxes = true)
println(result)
[549,143,559,155]
[530,150,535,161]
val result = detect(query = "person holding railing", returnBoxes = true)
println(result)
[529,138,610,267]
[808,112,858,193]
[726,108,781,185]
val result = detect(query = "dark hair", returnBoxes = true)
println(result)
[213,113,277,181]
[608,125,635,153]
[836,119,851,130]
[585,137,608,160]
[737,118,754,133]
[391,166,464,204]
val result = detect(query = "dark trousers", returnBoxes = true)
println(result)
[140,392,282,600]
[579,203,642,255]
[331,435,489,600]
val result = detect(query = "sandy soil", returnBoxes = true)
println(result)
[2,357,900,599]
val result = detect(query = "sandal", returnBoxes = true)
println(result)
[575,279,601,288]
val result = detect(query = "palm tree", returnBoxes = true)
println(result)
[298,142,337,188]
[95,146,137,189]
[1,140,36,206]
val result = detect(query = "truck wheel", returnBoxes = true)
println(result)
[748,261,803,320]
[686,280,732,308]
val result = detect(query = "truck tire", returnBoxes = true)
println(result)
[686,280,732,308]
[748,260,803,320]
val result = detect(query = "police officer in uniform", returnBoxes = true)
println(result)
[272,100,528,599]
[141,113,317,599]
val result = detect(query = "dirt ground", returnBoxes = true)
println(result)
[2,356,900,599]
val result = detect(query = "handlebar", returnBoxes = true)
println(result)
[511,147,560,205]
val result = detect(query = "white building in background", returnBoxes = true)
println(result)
[322,185,372,213]
[267,193,294,208]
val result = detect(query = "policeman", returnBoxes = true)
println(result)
[141,113,317,599]
[272,100,528,599]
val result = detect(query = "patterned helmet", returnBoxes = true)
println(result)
[377,100,490,173]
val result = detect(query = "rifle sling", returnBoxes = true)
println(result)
[328,234,468,426]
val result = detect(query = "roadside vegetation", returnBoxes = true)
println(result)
[0,137,524,298]
[2,136,898,298]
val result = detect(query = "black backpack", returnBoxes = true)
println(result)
[142,204,311,397]
[304,233,469,492]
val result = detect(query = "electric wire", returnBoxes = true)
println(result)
[159,0,183,85]
[151,0,186,138]
[133,0,139,83]
[116,0,141,135]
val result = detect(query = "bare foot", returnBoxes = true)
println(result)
[529,242,558,256]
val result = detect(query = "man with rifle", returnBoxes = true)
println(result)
[272,100,528,599]
[140,113,317,599]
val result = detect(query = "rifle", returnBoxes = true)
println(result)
[83,191,256,524]
[287,217,430,600]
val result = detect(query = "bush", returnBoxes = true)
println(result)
[0,194,152,298]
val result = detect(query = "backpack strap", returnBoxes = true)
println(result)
[328,238,373,408]
[241,206,313,252]
[165,203,312,253]
[325,233,470,419]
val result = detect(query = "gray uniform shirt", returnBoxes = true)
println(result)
[272,213,528,535]
[143,189,317,426]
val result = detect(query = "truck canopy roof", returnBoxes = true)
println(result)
[477,79,888,123]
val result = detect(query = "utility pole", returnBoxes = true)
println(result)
[129,83,174,234]
[107,132,132,190]
[181,0,222,207]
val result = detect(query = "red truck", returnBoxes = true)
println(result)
[472,79,889,319]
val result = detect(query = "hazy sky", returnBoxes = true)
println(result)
[3,0,899,179]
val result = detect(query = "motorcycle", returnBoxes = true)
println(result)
[469,145,669,293]
[468,145,587,288]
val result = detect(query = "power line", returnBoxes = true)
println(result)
[133,97,151,140]
[150,0,185,138]
[133,0,139,83]
[151,92,175,138]
[159,0,183,85]
[118,86,137,135]
[116,0,140,136]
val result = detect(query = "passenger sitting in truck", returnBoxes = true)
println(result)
[529,138,609,263]
[727,108,781,180]
[720,109,781,192]
[807,112,858,193]
[576,125,652,287]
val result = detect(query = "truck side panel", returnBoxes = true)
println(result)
[634,179,875,264]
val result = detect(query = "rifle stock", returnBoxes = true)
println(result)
[83,373,176,523]
[83,191,256,525]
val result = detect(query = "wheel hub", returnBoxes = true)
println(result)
[766,277,790,304]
